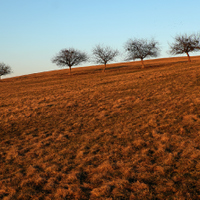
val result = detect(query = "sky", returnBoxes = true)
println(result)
[1,0,200,78]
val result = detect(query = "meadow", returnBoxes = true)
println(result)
[0,56,200,199]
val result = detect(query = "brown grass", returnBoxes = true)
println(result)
[0,56,200,199]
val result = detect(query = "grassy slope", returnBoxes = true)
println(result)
[0,56,200,199]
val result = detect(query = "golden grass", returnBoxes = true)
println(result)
[0,56,200,199]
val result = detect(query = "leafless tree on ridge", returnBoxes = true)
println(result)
[169,33,200,62]
[125,38,160,68]
[92,45,119,72]
[0,63,12,80]
[52,48,88,75]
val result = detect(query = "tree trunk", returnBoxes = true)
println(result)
[103,63,106,73]
[141,58,144,68]
[69,66,71,75]
[186,52,191,62]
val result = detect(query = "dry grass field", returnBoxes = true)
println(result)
[0,56,200,199]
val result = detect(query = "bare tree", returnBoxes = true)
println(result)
[52,48,88,75]
[92,45,119,72]
[125,38,159,68]
[0,63,12,80]
[169,33,200,62]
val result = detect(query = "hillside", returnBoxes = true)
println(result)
[0,56,200,199]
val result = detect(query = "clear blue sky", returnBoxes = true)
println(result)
[1,0,200,78]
